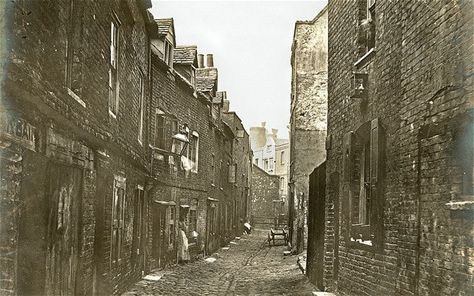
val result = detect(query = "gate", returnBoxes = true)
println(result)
[307,161,326,290]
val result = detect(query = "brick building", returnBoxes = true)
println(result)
[314,0,473,295]
[289,6,328,254]
[0,2,251,295]
[250,165,282,229]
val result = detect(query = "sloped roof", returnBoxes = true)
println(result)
[156,18,175,45]
[196,68,218,93]
[174,46,198,65]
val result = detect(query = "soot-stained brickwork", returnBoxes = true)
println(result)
[0,2,251,295]
[250,165,281,229]
[323,0,473,295]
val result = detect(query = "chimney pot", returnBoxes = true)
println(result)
[206,54,214,68]
[198,54,204,68]
[261,122,266,128]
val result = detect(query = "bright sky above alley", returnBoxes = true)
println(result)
[151,0,327,137]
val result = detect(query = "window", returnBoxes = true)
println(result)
[154,110,177,150]
[188,132,199,172]
[189,198,198,241]
[65,0,85,107]
[164,41,173,68]
[264,159,269,171]
[211,154,216,185]
[109,14,120,116]
[453,119,474,196]
[229,163,237,183]
[280,151,285,165]
[357,0,376,58]
[111,175,126,264]
[137,70,145,144]
[254,158,259,166]
[191,67,196,87]
[343,118,384,247]
[269,157,274,171]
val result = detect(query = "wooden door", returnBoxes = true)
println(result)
[132,187,145,273]
[45,164,83,296]
[152,205,167,268]
[307,161,326,290]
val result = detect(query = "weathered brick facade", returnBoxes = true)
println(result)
[289,7,328,253]
[250,165,281,229]
[322,0,474,295]
[0,2,251,295]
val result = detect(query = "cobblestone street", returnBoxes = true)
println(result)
[122,230,317,295]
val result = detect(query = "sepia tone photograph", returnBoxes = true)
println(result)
[0,0,472,295]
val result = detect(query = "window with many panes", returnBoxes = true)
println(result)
[357,0,376,58]
[137,70,145,144]
[228,163,237,183]
[343,118,384,248]
[211,154,216,185]
[155,110,177,150]
[65,0,85,107]
[109,14,120,116]
[188,132,199,172]
[111,175,126,264]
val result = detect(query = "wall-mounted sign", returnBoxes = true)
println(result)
[0,115,36,151]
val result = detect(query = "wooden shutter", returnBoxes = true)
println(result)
[342,131,354,225]
[369,118,385,245]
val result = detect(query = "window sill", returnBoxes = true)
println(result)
[354,47,376,69]
[446,198,474,211]
[67,88,86,108]
[109,109,117,119]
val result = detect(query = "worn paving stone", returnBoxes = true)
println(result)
[122,230,317,295]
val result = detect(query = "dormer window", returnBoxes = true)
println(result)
[164,41,173,68]
[191,67,196,87]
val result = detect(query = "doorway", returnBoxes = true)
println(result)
[307,161,326,290]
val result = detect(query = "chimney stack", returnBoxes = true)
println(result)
[198,54,204,68]
[206,54,214,67]
[261,122,266,128]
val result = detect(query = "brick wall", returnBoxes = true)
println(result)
[325,0,473,295]
[250,165,280,229]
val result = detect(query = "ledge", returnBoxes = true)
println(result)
[445,199,474,211]
[354,47,376,69]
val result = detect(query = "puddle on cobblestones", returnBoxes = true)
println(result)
[205,257,217,263]
[222,247,230,250]
[230,241,238,245]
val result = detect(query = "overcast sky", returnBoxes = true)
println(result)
[151,0,327,139]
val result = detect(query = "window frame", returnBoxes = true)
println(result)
[137,69,145,144]
[188,131,199,173]
[343,118,385,250]
[109,13,121,117]
[111,175,126,265]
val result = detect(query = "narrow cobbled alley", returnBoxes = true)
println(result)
[122,230,317,296]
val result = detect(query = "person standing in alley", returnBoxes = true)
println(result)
[177,221,190,264]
